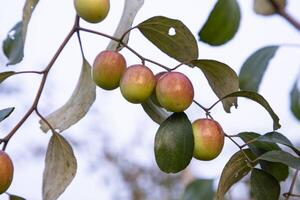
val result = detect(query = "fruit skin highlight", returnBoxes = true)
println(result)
[192,118,224,161]
[74,0,110,23]
[156,72,194,112]
[92,50,127,90]
[120,64,156,104]
[0,151,14,194]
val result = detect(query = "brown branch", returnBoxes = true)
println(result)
[284,170,299,200]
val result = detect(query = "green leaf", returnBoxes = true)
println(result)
[0,71,16,84]
[2,0,39,65]
[9,194,26,200]
[141,99,171,124]
[154,112,194,173]
[0,107,14,123]
[43,132,77,200]
[259,150,300,170]
[138,16,198,63]
[191,60,239,113]
[239,132,289,182]
[182,179,214,200]
[250,169,280,200]
[199,0,241,46]
[239,46,279,91]
[216,149,257,200]
[290,77,300,121]
[218,91,280,130]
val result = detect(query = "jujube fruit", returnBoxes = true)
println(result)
[120,64,155,104]
[92,50,127,90]
[254,0,286,16]
[0,151,14,194]
[74,0,110,23]
[150,72,167,107]
[192,118,224,161]
[156,72,194,112]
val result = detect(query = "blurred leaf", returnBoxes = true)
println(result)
[219,91,280,130]
[182,179,214,200]
[199,0,241,46]
[250,169,280,200]
[154,112,194,173]
[0,107,14,123]
[0,71,16,84]
[239,132,289,182]
[259,150,300,170]
[191,60,239,113]
[40,59,96,133]
[290,77,300,121]
[9,194,26,200]
[43,132,77,200]
[2,0,39,65]
[239,46,279,91]
[216,149,257,200]
[141,99,170,124]
[138,16,198,63]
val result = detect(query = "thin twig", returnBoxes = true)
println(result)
[284,170,299,200]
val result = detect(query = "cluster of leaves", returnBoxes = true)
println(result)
[1,0,300,200]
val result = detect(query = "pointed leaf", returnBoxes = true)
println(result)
[239,132,289,182]
[199,0,241,46]
[216,149,257,200]
[218,91,280,130]
[0,71,16,84]
[0,107,14,123]
[154,112,194,173]
[259,150,300,170]
[2,0,39,65]
[138,16,198,63]
[290,77,300,121]
[141,99,171,124]
[182,179,214,200]
[9,194,26,200]
[239,46,279,91]
[191,60,239,112]
[250,169,280,200]
[43,133,77,200]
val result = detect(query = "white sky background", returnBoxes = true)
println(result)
[1,0,300,199]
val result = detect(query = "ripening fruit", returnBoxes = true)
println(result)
[92,50,127,90]
[120,64,156,104]
[254,0,286,16]
[156,72,194,112]
[0,151,14,194]
[150,72,167,106]
[74,0,110,23]
[192,119,224,161]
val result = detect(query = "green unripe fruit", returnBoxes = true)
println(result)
[156,72,194,112]
[0,151,14,194]
[120,64,156,104]
[254,0,286,16]
[192,119,224,161]
[92,50,126,90]
[74,0,110,23]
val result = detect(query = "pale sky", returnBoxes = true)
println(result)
[1,0,300,199]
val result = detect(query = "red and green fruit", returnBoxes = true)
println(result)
[156,72,194,112]
[120,64,156,103]
[92,50,127,90]
[192,118,224,161]
[74,0,110,23]
[150,72,167,106]
[0,151,14,194]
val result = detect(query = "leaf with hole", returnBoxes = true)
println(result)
[0,107,15,123]
[250,168,280,200]
[182,179,214,200]
[154,112,194,173]
[216,149,257,200]
[191,59,239,113]
[138,16,198,63]
[43,132,77,200]
[199,0,241,46]
[217,91,280,130]
[239,46,279,91]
